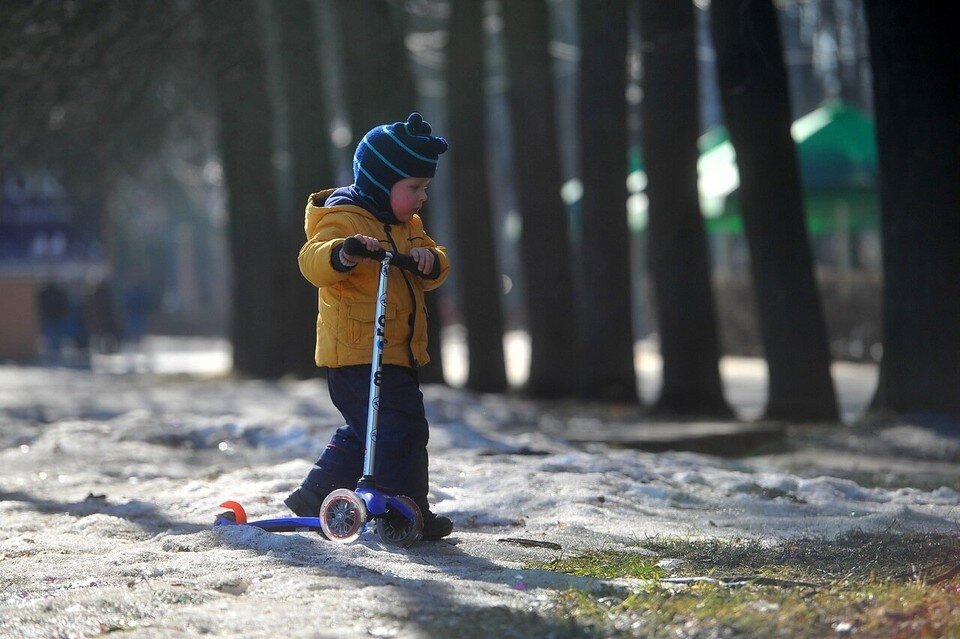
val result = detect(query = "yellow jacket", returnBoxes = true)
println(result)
[298,189,450,369]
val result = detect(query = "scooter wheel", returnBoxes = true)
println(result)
[374,496,423,548]
[319,489,367,543]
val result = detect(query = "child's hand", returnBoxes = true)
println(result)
[410,247,435,275]
[341,234,380,265]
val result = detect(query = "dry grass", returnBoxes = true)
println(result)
[525,532,960,638]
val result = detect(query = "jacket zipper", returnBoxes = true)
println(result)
[384,224,419,369]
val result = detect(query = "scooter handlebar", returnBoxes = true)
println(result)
[342,237,420,272]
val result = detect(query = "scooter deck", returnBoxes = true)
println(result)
[214,500,324,534]
[215,514,323,533]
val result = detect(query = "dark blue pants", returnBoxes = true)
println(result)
[301,365,430,513]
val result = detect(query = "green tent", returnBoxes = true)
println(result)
[697,101,879,235]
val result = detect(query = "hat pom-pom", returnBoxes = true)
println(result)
[405,112,431,136]
[404,112,447,154]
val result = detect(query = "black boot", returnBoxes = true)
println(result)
[421,511,453,541]
[284,486,328,518]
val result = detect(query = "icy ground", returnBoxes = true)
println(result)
[1,338,959,638]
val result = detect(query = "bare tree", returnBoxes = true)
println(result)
[577,0,638,402]
[201,0,285,377]
[0,1,194,249]
[639,0,730,416]
[333,0,420,142]
[262,0,336,378]
[501,0,579,397]
[864,1,960,423]
[447,0,507,392]
[710,0,839,421]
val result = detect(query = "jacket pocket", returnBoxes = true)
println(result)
[347,301,398,345]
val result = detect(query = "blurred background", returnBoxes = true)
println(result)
[0,1,956,424]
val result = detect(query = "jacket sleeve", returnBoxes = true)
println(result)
[298,212,359,288]
[415,218,450,292]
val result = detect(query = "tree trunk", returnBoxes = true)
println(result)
[502,0,579,397]
[333,0,446,383]
[333,0,420,141]
[447,0,507,392]
[864,1,960,423]
[262,0,334,378]
[202,0,285,378]
[711,0,839,421]
[575,0,638,403]
[639,0,731,416]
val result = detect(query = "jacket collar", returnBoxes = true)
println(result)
[325,186,400,225]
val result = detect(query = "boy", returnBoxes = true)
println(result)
[286,113,453,540]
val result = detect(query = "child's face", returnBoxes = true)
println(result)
[389,177,431,222]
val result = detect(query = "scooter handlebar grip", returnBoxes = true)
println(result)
[342,237,420,273]
[388,253,420,272]
[342,236,385,261]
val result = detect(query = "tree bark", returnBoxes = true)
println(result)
[576,0,638,403]
[502,0,579,397]
[639,0,730,416]
[333,0,420,142]
[447,0,507,392]
[202,0,285,378]
[864,1,960,423]
[711,0,838,421]
[263,0,335,378]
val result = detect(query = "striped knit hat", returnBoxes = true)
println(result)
[352,112,449,214]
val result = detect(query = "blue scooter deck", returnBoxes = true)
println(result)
[214,500,324,534]
[215,514,323,533]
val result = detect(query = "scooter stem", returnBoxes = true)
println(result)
[361,254,393,481]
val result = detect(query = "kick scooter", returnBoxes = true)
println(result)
[215,237,425,547]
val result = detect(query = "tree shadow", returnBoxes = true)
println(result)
[0,489,208,535]
[208,523,604,636]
